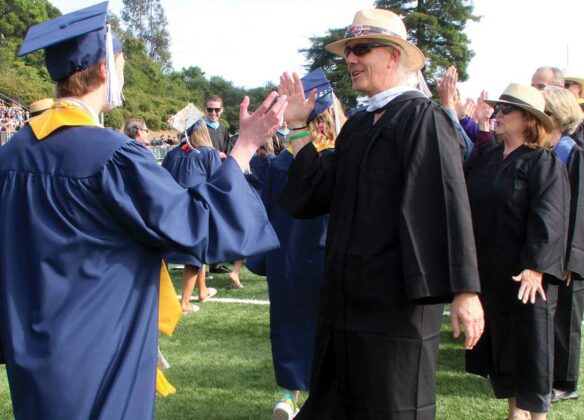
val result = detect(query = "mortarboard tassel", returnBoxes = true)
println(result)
[105,24,124,109]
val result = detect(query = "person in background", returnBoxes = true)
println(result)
[263,68,346,420]
[465,83,569,420]
[205,94,231,159]
[531,66,565,91]
[272,120,289,155]
[28,98,54,118]
[162,107,224,312]
[124,117,150,146]
[542,86,584,404]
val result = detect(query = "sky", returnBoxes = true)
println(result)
[50,0,584,102]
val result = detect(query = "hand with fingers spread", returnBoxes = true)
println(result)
[230,92,288,171]
[512,269,546,304]
[278,72,317,128]
[450,292,484,350]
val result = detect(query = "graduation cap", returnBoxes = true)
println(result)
[18,2,123,108]
[302,68,334,123]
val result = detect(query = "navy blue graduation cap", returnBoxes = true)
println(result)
[18,1,122,82]
[302,68,334,123]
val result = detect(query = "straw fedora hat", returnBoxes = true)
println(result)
[29,98,54,117]
[563,68,584,91]
[485,83,553,132]
[326,9,425,71]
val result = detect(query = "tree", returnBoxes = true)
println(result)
[121,0,172,71]
[301,0,479,105]
[374,0,479,81]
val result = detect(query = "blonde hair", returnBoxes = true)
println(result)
[259,137,274,154]
[543,86,584,135]
[188,122,213,147]
[308,94,347,149]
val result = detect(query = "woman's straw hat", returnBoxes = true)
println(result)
[485,83,553,132]
[326,9,425,71]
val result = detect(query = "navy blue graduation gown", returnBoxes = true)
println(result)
[280,92,481,419]
[245,153,275,196]
[261,149,329,391]
[0,125,278,420]
[161,145,221,267]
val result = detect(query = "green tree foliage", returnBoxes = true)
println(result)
[121,0,172,71]
[301,0,478,105]
[374,0,479,81]
[0,1,274,133]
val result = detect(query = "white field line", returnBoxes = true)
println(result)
[177,295,270,305]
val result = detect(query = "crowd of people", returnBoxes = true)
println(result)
[0,102,28,134]
[1,3,584,420]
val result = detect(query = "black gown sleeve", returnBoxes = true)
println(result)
[566,146,584,279]
[520,150,570,280]
[279,136,342,219]
[399,105,481,303]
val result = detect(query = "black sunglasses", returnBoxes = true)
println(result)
[343,43,389,58]
[138,127,149,133]
[494,103,520,115]
[207,107,222,113]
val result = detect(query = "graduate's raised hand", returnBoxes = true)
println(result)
[450,292,484,350]
[512,269,546,304]
[231,92,287,171]
[278,72,316,128]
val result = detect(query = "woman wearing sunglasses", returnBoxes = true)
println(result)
[542,86,584,404]
[464,83,569,420]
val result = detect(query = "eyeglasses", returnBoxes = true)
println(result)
[138,128,149,133]
[207,107,222,113]
[494,103,519,115]
[343,43,389,58]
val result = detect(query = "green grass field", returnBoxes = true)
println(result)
[1,266,582,419]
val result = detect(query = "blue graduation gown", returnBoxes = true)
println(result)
[0,125,278,420]
[261,149,329,391]
[161,145,221,267]
[245,152,275,196]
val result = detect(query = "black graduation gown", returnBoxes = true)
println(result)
[554,144,584,389]
[281,91,481,419]
[571,122,584,148]
[464,144,569,402]
[206,123,230,153]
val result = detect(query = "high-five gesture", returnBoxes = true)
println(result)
[278,72,317,128]
[231,92,287,170]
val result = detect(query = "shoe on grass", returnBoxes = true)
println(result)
[551,388,578,402]
[209,264,231,274]
[272,393,298,420]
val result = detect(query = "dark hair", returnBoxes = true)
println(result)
[205,95,223,107]
[123,118,147,139]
